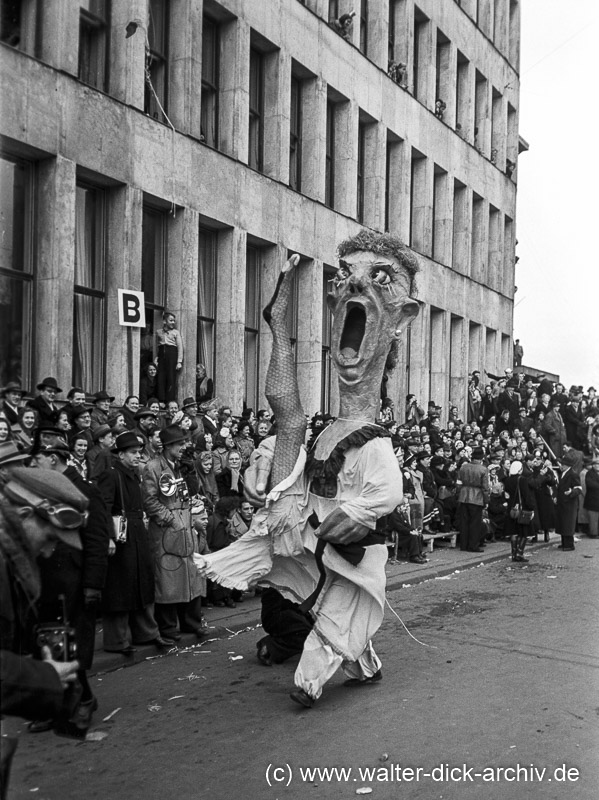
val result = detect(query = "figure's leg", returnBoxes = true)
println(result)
[341,640,382,685]
[293,629,344,702]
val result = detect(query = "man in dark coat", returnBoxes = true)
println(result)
[97,432,172,653]
[456,448,489,552]
[541,399,567,459]
[583,457,599,538]
[562,397,587,451]
[495,378,521,424]
[26,377,62,425]
[29,441,111,730]
[0,382,24,427]
[556,450,583,551]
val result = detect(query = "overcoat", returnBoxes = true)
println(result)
[142,454,203,604]
[555,469,582,536]
[97,461,155,612]
[584,468,599,512]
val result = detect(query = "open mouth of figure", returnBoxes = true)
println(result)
[339,304,366,362]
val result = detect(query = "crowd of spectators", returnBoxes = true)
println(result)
[1,364,598,749]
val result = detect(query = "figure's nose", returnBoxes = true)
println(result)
[348,276,365,294]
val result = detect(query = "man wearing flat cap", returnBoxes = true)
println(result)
[27,377,62,425]
[1,382,24,427]
[90,391,115,430]
[456,447,490,552]
[97,432,170,653]
[1,467,87,778]
[86,425,115,481]
[142,426,206,641]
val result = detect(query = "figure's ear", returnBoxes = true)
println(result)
[394,300,420,336]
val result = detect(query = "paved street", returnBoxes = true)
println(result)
[9,538,599,800]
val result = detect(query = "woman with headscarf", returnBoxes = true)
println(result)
[504,460,535,562]
[196,450,219,511]
[215,449,245,498]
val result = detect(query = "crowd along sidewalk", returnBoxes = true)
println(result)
[90,533,563,677]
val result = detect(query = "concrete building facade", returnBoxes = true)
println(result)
[0,0,522,419]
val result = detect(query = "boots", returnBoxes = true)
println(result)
[513,535,529,562]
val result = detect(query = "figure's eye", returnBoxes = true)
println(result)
[371,267,391,285]
[336,261,350,281]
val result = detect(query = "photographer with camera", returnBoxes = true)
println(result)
[0,468,87,794]
[142,426,206,641]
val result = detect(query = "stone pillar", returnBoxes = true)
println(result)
[488,206,503,292]
[301,76,327,203]
[363,121,387,231]
[451,179,472,275]
[449,315,467,419]
[35,155,76,390]
[439,41,457,126]
[385,135,407,238]
[484,327,498,378]
[109,0,146,108]
[296,258,324,416]
[166,208,200,401]
[368,0,389,71]
[494,0,509,55]
[408,303,430,406]
[414,12,434,110]
[429,308,447,410]
[491,91,506,169]
[456,54,473,141]
[334,100,359,219]
[220,18,250,162]
[169,0,203,138]
[39,0,79,76]
[471,195,488,283]
[215,227,247,412]
[393,0,413,90]
[105,185,143,402]
[468,321,483,375]
[433,168,451,266]
[410,152,433,257]
[264,50,291,183]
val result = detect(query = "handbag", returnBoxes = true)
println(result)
[509,478,534,525]
[112,469,128,544]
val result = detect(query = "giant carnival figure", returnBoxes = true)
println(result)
[195,231,420,708]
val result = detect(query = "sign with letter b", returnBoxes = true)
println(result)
[118,289,146,327]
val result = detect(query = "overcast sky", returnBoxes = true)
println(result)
[515,0,598,391]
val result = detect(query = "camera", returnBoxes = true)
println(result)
[35,621,78,662]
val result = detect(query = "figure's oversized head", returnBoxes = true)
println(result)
[327,231,420,390]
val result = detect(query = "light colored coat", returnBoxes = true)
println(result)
[142,454,203,604]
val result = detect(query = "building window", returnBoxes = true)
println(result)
[0,0,41,56]
[73,184,106,392]
[321,267,334,413]
[201,16,219,147]
[197,227,217,386]
[0,154,34,388]
[244,246,261,410]
[413,7,430,103]
[145,0,169,122]
[328,0,339,21]
[140,205,167,371]
[357,121,366,222]
[78,0,110,91]
[359,0,368,55]
[289,76,303,191]
[325,100,335,208]
[249,48,264,172]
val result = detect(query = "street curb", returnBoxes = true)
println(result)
[90,538,558,677]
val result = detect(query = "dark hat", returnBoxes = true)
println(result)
[0,441,30,467]
[36,377,62,393]
[415,450,431,461]
[472,446,485,461]
[92,424,112,442]
[71,405,92,420]
[29,426,69,456]
[506,378,519,388]
[134,406,158,421]
[561,450,578,467]
[588,387,596,393]
[159,425,188,447]
[112,431,143,452]
[1,381,24,398]
[5,467,88,549]
[93,390,115,403]
[35,441,70,459]
[430,455,445,468]
[66,386,85,399]
[182,397,197,409]
[405,437,420,447]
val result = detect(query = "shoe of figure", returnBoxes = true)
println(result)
[343,669,383,687]
[290,689,315,708]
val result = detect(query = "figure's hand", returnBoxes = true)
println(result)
[282,253,300,273]
[176,362,182,371]
[244,456,272,508]
[41,646,79,689]
[108,540,116,556]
